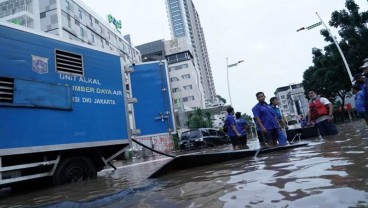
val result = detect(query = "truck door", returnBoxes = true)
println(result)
[129,61,175,138]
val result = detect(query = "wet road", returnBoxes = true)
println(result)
[1,121,368,207]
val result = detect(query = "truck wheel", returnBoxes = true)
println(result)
[53,156,97,186]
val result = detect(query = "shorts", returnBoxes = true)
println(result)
[239,135,247,146]
[256,128,278,144]
[229,136,241,147]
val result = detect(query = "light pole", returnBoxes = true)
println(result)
[315,12,353,82]
[226,58,244,106]
[296,12,353,82]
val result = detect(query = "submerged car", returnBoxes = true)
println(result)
[179,128,230,150]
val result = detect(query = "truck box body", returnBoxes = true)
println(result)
[0,23,129,157]
[0,21,175,187]
[131,62,175,136]
[0,21,135,186]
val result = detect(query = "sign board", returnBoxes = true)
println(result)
[164,37,192,55]
[108,14,122,32]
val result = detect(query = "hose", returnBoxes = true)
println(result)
[132,138,176,158]
[254,146,269,158]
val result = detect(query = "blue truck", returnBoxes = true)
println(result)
[0,21,175,188]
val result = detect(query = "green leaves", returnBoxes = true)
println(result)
[303,0,368,102]
[187,108,213,129]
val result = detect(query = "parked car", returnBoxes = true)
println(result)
[179,128,230,150]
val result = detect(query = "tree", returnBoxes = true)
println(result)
[216,95,227,104]
[241,112,255,135]
[187,108,212,129]
[302,0,368,120]
[302,47,349,102]
[241,113,254,124]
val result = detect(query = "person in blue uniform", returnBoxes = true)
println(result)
[235,112,249,148]
[252,92,280,147]
[225,107,242,150]
[269,97,287,128]
[269,97,288,145]
[352,85,367,125]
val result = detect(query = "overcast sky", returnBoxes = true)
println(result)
[82,0,368,116]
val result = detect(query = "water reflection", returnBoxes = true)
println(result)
[1,121,368,207]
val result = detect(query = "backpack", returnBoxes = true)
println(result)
[222,119,228,133]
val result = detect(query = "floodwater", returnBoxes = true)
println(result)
[1,121,368,207]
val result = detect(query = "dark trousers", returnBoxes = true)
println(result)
[358,112,368,125]
[257,128,278,145]
[315,119,338,136]
[240,135,247,147]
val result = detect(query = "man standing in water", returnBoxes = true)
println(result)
[252,92,280,147]
[307,90,337,136]
[235,112,249,148]
[270,97,288,145]
[269,97,288,128]
[225,107,242,150]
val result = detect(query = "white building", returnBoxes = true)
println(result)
[165,0,216,107]
[0,0,141,66]
[165,37,205,110]
[274,83,309,121]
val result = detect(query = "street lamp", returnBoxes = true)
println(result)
[296,12,353,82]
[226,58,244,106]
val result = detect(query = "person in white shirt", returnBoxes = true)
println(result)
[307,90,338,136]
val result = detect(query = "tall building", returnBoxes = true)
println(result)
[0,0,141,66]
[274,83,309,121]
[165,0,216,107]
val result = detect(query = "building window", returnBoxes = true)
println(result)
[91,34,95,43]
[169,64,188,72]
[281,95,286,99]
[182,74,190,79]
[172,87,180,93]
[66,1,70,10]
[283,105,288,109]
[80,27,84,37]
[182,96,195,102]
[67,14,71,28]
[99,25,103,34]
[170,77,179,82]
[167,52,190,64]
[89,15,93,27]
[78,9,82,19]
[183,85,192,90]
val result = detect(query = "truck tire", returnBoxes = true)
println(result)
[53,156,97,186]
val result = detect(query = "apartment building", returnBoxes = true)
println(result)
[0,0,141,66]
[165,0,216,106]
